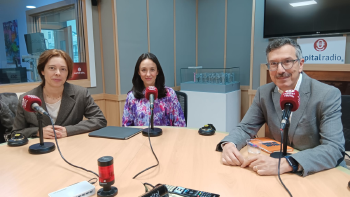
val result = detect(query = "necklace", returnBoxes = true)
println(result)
[43,88,62,100]
[45,94,62,100]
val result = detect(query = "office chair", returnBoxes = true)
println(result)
[0,93,18,143]
[175,91,187,125]
[342,95,350,151]
[341,95,350,168]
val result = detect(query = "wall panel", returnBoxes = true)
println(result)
[105,100,120,126]
[101,0,118,94]
[116,0,148,94]
[226,0,252,86]
[149,0,175,87]
[198,0,225,68]
[175,0,196,86]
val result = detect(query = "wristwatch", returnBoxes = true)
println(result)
[285,155,298,173]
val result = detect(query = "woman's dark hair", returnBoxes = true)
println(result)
[131,53,167,99]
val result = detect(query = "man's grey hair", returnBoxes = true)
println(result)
[266,37,303,61]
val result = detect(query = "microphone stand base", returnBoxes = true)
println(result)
[29,142,55,154]
[270,152,291,158]
[142,128,163,137]
[97,186,118,197]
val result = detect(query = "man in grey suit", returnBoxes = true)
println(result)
[216,38,345,177]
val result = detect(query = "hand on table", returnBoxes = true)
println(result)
[241,154,292,176]
[221,142,245,166]
[37,125,68,139]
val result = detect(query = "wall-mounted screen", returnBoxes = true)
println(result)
[264,0,350,38]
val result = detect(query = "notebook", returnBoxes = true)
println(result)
[253,137,294,154]
[88,126,142,140]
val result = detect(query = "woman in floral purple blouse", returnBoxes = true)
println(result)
[122,53,186,127]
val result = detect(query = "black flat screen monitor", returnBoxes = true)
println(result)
[24,33,47,54]
[264,0,350,38]
[0,67,27,84]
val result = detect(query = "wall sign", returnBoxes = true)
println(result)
[297,36,346,64]
[70,62,88,80]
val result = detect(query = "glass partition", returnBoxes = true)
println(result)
[0,0,87,85]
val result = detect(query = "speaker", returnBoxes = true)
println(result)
[92,0,98,6]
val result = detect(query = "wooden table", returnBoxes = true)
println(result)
[1,127,350,197]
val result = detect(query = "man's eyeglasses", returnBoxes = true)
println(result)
[266,59,300,71]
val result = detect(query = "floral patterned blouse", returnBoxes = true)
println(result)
[122,87,186,127]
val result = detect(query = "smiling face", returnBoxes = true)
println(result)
[138,58,159,88]
[41,57,68,89]
[268,44,304,92]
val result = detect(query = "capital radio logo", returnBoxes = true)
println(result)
[74,67,85,75]
[22,98,28,108]
[149,86,156,90]
[314,39,327,51]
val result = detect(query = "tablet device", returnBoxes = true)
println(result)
[88,126,142,140]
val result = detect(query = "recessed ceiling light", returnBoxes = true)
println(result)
[290,0,317,7]
[26,5,36,9]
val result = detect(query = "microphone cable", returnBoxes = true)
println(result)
[47,115,99,180]
[277,129,293,197]
[132,113,160,179]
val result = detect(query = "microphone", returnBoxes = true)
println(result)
[271,89,300,158]
[142,86,162,137]
[22,95,49,116]
[279,90,300,130]
[145,86,158,110]
[22,95,55,154]
[97,156,118,197]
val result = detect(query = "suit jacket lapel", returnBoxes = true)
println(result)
[33,86,51,125]
[272,86,283,125]
[288,73,311,145]
[55,83,75,125]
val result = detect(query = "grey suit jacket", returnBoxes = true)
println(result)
[12,82,107,137]
[216,73,345,176]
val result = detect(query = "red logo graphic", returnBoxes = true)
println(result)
[149,86,156,90]
[314,39,327,51]
[70,63,88,80]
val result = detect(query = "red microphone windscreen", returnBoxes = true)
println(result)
[22,95,42,112]
[280,90,300,112]
[145,86,158,100]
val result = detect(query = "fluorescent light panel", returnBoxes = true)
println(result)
[26,5,36,9]
[290,0,317,7]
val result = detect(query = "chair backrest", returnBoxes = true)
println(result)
[175,91,187,125]
[0,93,19,143]
[341,95,350,151]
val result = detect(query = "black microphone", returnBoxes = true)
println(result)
[22,95,55,154]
